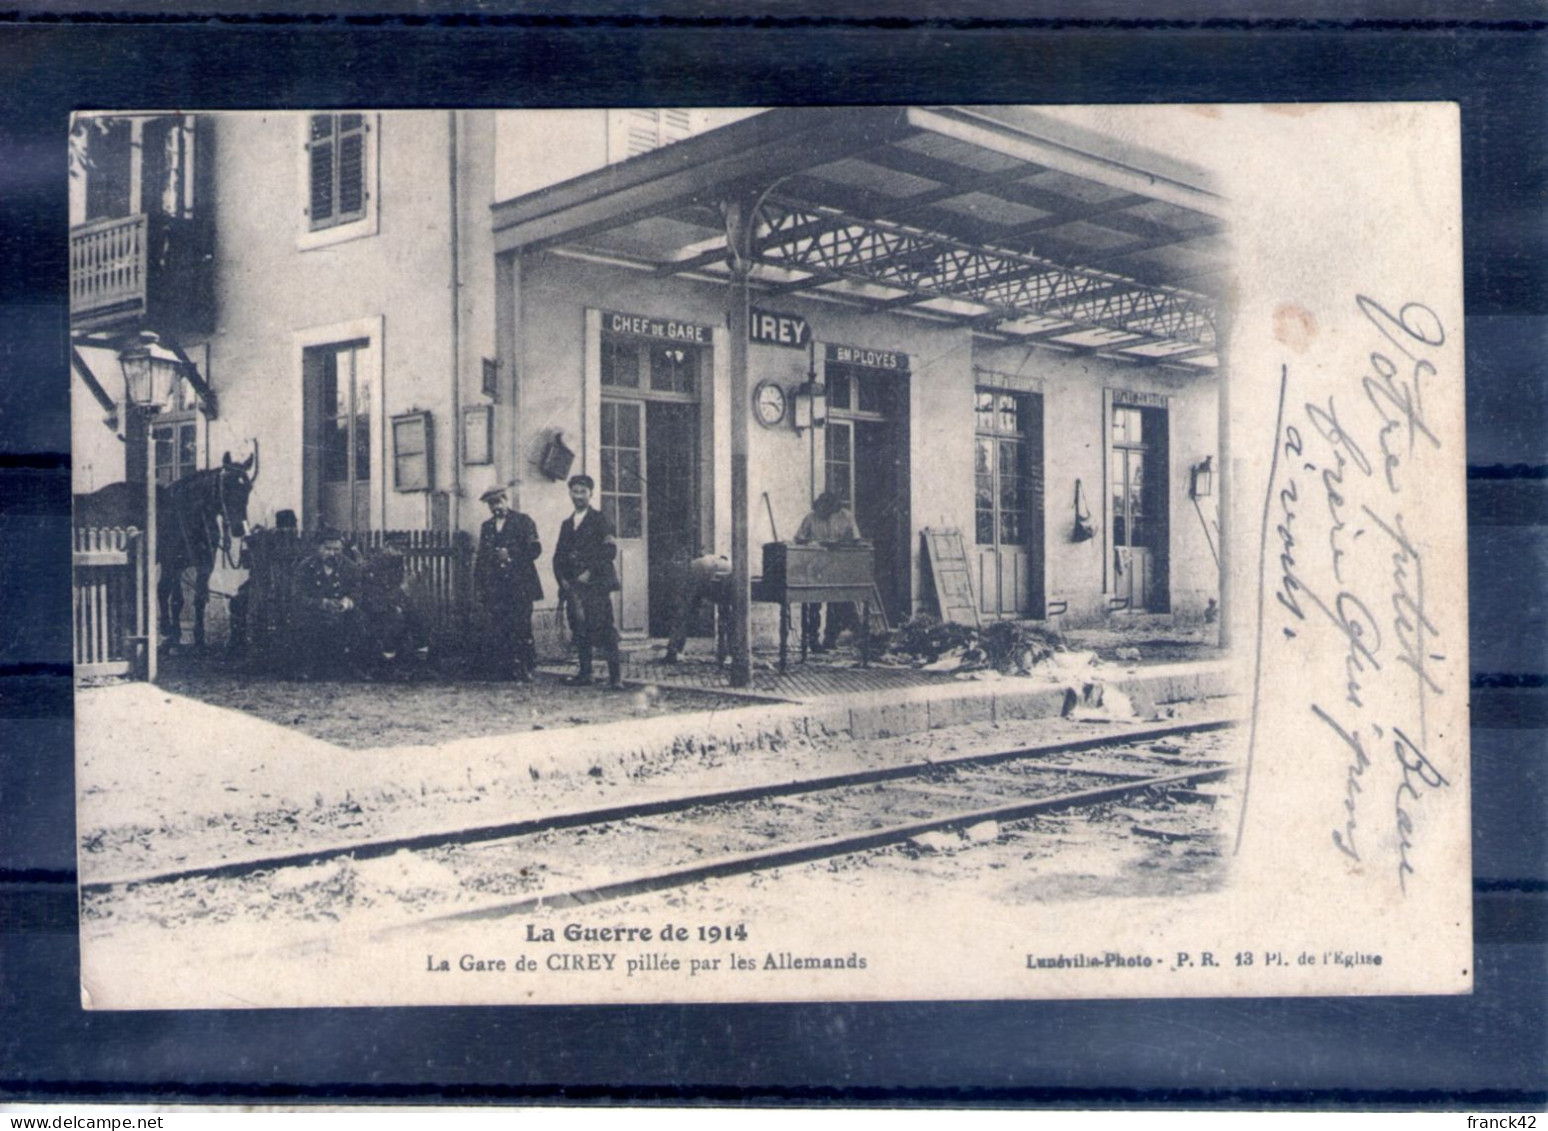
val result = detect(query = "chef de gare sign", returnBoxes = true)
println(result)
[604,310,712,344]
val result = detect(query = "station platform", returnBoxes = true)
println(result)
[77,641,1238,879]
[77,654,1241,891]
[540,648,953,704]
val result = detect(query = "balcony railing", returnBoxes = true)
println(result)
[70,214,148,328]
[70,212,214,335]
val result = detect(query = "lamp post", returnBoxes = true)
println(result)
[118,331,184,681]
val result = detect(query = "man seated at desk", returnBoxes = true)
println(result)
[795,490,863,654]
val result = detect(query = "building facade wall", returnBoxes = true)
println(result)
[71,108,1221,649]
[193,111,499,537]
[974,340,1221,626]
[70,346,126,494]
[492,109,765,202]
[510,251,1221,634]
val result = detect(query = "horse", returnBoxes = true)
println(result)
[74,443,260,649]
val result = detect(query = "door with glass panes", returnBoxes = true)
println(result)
[974,388,1044,619]
[599,333,702,638]
[304,340,373,532]
[1109,403,1169,612]
[824,362,910,627]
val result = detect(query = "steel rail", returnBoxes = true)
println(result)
[424,762,1235,923]
[82,716,1239,893]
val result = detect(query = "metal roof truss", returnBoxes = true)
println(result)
[749,197,1216,354]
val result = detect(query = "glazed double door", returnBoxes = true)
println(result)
[304,339,373,532]
[825,417,910,627]
[974,389,1044,620]
[1109,404,1169,613]
[601,397,699,637]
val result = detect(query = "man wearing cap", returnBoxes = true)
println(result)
[474,485,543,681]
[292,527,363,678]
[552,474,623,689]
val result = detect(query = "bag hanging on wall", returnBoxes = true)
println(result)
[539,431,576,482]
[1071,479,1095,543]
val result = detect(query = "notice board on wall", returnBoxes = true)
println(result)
[921,527,980,629]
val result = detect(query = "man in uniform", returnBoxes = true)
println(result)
[292,527,362,678]
[473,485,544,681]
[553,474,623,689]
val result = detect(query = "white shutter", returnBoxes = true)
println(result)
[626,109,662,158]
[609,109,702,162]
[660,109,693,143]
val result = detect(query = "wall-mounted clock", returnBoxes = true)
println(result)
[753,379,788,427]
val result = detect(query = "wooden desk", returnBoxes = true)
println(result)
[755,541,876,671]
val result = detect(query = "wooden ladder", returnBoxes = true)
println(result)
[865,585,891,635]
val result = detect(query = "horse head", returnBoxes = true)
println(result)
[219,441,258,538]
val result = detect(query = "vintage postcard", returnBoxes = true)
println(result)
[69,103,1469,1009]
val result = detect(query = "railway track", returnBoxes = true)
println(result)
[426,721,1237,921]
[85,716,1240,922]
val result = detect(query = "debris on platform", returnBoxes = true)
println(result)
[1063,681,1137,722]
[1047,650,1099,677]
[882,615,1073,677]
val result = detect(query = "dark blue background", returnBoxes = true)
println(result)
[2,14,1543,1106]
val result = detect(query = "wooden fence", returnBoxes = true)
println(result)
[243,529,475,672]
[72,526,147,680]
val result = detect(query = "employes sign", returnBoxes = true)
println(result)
[827,343,909,372]
[749,309,811,349]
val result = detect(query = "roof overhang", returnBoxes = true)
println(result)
[492,106,1227,370]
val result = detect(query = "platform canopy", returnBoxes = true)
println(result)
[492,106,1227,369]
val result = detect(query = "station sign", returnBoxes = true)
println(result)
[1112,388,1169,409]
[749,309,811,349]
[827,343,910,372]
[603,310,713,345]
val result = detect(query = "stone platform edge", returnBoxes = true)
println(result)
[412,661,1241,786]
[77,661,1240,878]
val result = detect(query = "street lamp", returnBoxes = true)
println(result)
[1190,455,1214,500]
[118,330,184,418]
[793,340,828,432]
[117,330,183,681]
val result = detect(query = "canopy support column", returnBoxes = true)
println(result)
[1215,320,1231,650]
[724,194,756,688]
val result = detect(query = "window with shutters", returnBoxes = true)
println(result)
[606,109,701,163]
[298,113,378,250]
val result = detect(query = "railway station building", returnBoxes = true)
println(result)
[70,107,1228,680]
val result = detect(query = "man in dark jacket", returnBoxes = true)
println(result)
[553,474,623,689]
[474,485,544,681]
[292,528,363,677]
